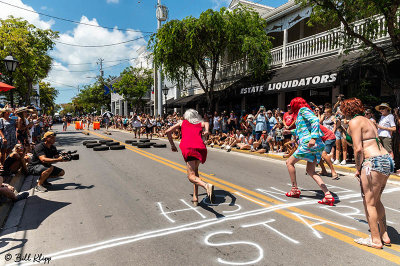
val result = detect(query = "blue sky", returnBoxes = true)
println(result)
[1,0,287,104]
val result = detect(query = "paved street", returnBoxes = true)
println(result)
[1,124,400,265]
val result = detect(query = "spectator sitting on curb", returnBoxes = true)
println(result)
[0,175,29,202]
[253,130,269,154]
[2,144,29,177]
[28,131,65,193]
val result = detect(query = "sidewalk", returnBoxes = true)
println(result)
[0,172,28,229]
[89,127,400,182]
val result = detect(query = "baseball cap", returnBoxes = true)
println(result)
[42,131,56,140]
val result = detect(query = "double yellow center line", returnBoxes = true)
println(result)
[86,129,400,264]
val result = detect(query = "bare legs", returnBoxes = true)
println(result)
[319,151,338,178]
[187,160,207,202]
[286,156,329,194]
[360,170,390,248]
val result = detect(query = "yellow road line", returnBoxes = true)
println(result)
[85,130,400,263]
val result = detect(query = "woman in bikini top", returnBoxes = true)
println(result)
[341,98,394,250]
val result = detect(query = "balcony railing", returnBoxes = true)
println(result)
[217,13,394,78]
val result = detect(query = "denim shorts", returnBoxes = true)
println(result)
[363,154,395,177]
[324,139,336,153]
[335,130,343,140]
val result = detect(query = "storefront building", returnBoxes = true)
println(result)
[171,0,398,113]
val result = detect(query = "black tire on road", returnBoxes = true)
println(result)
[86,143,102,148]
[83,140,97,145]
[139,139,150,143]
[153,144,167,148]
[93,146,109,151]
[125,140,137,144]
[148,142,156,146]
[110,145,126,150]
[137,143,151,148]
[131,142,139,146]
[99,139,113,144]
[106,142,120,146]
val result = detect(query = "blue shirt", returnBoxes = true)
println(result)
[255,114,267,132]
[267,116,277,131]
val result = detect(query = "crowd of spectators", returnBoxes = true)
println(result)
[0,105,56,201]
[92,95,399,176]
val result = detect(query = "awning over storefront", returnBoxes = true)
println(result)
[239,52,360,95]
[167,94,204,108]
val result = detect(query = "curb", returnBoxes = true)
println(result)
[89,128,400,182]
[0,172,27,229]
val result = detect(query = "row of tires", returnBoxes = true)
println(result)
[83,140,125,151]
[82,139,167,150]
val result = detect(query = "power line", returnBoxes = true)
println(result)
[43,79,77,88]
[54,35,149,47]
[50,61,129,72]
[0,0,154,34]
[53,57,137,66]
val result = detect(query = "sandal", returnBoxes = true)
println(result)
[331,174,340,180]
[318,191,335,206]
[317,171,329,176]
[285,187,301,198]
[191,200,198,207]
[354,237,383,249]
[206,183,215,204]
[382,240,391,247]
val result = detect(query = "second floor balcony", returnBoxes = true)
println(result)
[216,13,394,82]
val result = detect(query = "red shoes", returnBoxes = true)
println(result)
[318,192,335,206]
[285,187,301,198]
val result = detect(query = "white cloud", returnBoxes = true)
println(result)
[48,16,147,102]
[211,0,231,10]
[106,0,119,3]
[1,0,147,103]
[0,0,54,29]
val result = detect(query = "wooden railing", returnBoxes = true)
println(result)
[216,13,394,78]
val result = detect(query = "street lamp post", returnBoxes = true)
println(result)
[3,55,19,107]
[162,85,169,115]
[156,0,168,116]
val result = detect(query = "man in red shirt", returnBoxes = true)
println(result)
[283,105,295,145]
[319,125,339,179]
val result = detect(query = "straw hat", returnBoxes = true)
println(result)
[15,107,28,114]
[0,107,12,113]
[375,103,391,111]
[42,131,56,140]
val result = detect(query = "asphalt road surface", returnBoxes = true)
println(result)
[1,124,400,265]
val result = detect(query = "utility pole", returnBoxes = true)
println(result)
[156,0,168,117]
[97,58,104,79]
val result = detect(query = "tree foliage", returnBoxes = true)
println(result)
[297,0,400,92]
[0,17,58,105]
[112,67,153,112]
[71,76,112,114]
[39,81,59,115]
[149,7,272,110]
[60,103,75,116]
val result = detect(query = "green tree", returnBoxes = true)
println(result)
[39,81,59,115]
[149,7,272,111]
[112,67,153,112]
[297,0,400,102]
[0,17,59,105]
[60,103,75,116]
[71,75,112,114]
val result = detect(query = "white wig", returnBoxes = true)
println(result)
[184,109,203,125]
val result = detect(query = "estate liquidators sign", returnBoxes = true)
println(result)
[240,73,337,94]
